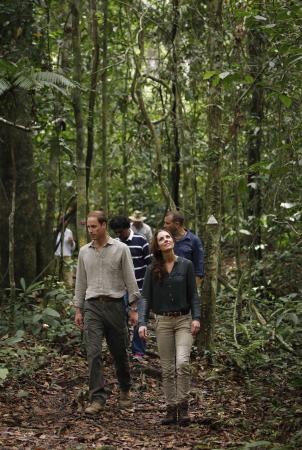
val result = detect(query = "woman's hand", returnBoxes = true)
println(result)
[191,320,200,336]
[139,326,148,339]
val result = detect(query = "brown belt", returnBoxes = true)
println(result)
[88,296,123,302]
[158,310,189,317]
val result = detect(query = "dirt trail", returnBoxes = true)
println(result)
[0,344,257,450]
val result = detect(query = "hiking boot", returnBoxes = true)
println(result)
[84,400,105,415]
[119,390,133,409]
[177,400,190,426]
[161,405,177,425]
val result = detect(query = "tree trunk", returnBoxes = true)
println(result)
[0,1,41,289]
[170,0,181,207]
[70,0,87,246]
[197,0,224,352]
[86,0,100,200]
[132,10,175,210]
[246,10,264,267]
[100,0,109,214]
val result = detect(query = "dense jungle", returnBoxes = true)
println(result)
[0,1,301,449]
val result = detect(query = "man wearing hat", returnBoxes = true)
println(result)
[129,210,153,244]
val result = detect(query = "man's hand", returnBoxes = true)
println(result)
[75,308,84,330]
[139,326,147,339]
[191,320,200,336]
[129,310,138,326]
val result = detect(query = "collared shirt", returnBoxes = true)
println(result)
[118,229,151,291]
[174,230,205,277]
[73,236,140,309]
[130,222,153,244]
[139,256,201,326]
[55,228,75,257]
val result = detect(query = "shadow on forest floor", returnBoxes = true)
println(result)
[0,334,301,450]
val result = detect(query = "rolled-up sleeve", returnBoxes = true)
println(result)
[122,245,140,304]
[73,249,87,309]
[139,267,152,326]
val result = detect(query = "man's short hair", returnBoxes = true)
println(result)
[166,210,184,226]
[109,215,130,230]
[87,210,107,224]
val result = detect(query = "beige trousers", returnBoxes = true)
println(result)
[155,314,193,407]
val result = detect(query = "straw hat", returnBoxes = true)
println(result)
[129,210,147,222]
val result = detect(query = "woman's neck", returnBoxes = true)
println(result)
[162,249,175,263]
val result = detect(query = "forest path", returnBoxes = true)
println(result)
[0,336,291,450]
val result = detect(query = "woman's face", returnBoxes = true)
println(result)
[157,230,174,252]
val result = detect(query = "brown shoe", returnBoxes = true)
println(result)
[85,400,105,415]
[161,405,177,425]
[177,400,190,426]
[119,390,133,409]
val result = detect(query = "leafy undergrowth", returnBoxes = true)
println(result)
[0,333,301,450]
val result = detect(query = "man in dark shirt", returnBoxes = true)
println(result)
[109,215,151,357]
[164,210,204,287]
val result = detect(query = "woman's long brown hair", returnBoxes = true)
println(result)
[150,229,174,281]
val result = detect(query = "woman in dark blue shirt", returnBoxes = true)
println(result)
[139,229,201,425]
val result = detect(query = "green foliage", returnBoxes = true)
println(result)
[0,277,80,382]
[0,59,74,97]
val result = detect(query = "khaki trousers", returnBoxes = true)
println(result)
[155,314,193,407]
[84,297,131,404]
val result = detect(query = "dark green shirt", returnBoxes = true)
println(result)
[139,256,201,326]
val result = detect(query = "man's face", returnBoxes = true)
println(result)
[87,217,106,242]
[163,214,177,236]
[113,228,130,241]
[133,220,142,229]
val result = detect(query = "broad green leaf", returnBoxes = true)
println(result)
[20,277,26,291]
[43,307,60,318]
[279,94,292,108]
[32,313,43,323]
[244,74,254,84]
[15,329,25,338]
[0,368,9,380]
[203,71,217,80]
[287,312,298,326]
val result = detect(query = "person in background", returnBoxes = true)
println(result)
[138,229,200,425]
[164,210,204,288]
[109,215,151,358]
[74,211,140,415]
[54,218,76,287]
[129,210,153,244]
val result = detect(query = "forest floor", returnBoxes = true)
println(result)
[0,327,300,450]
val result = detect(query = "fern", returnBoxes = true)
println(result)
[33,71,74,89]
[0,63,75,97]
[0,78,11,96]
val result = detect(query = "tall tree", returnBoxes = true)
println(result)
[0,1,41,288]
[198,0,224,351]
[246,5,265,267]
[100,0,109,214]
[170,0,181,207]
[70,0,86,246]
[86,0,100,200]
